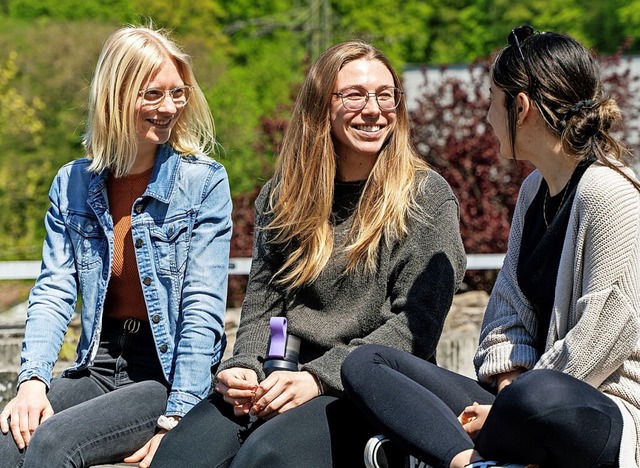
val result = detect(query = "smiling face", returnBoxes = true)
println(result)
[330,59,397,170]
[135,59,185,163]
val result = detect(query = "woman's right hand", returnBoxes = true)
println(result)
[215,368,259,417]
[0,379,54,449]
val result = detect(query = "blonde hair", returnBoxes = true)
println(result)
[83,25,215,177]
[268,40,430,290]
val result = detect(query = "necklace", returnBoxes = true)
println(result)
[543,182,569,228]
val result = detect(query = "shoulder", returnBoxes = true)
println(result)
[414,169,455,203]
[576,163,640,213]
[176,151,227,177]
[255,179,275,211]
[52,157,94,191]
[517,169,544,205]
[55,157,92,178]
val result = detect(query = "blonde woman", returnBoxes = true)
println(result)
[0,25,232,467]
[152,41,466,467]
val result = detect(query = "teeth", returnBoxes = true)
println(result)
[150,119,171,125]
[356,125,381,132]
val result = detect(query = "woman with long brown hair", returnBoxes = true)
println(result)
[151,40,466,467]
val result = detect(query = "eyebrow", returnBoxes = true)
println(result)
[338,84,396,91]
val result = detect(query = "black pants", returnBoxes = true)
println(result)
[341,344,623,468]
[151,391,379,467]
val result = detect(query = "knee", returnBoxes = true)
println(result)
[23,418,77,467]
[341,344,386,391]
[232,433,282,467]
[500,369,574,415]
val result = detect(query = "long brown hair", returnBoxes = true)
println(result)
[267,41,429,290]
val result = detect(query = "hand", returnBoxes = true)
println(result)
[249,371,319,420]
[497,368,525,392]
[124,430,167,468]
[457,402,491,437]
[215,367,259,417]
[0,379,54,449]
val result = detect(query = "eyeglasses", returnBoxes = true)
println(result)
[332,86,403,111]
[138,85,194,109]
[507,24,537,94]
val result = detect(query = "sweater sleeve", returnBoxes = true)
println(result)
[218,181,284,379]
[474,171,542,386]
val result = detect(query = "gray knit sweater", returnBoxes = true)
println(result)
[475,163,640,467]
[219,170,467,394]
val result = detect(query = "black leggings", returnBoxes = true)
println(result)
[341,344,623,468]
[150,391,379,468]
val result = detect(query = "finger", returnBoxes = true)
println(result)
[139,435,163,468]
[10,409,26,449]
[124,441,150,463]
[0,407,10,434]
[41,405,55,423]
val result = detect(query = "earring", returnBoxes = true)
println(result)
[516,121,524,128]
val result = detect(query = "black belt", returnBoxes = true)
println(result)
[102,316,149,334]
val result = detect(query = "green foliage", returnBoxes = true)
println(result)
[8,0,136,21]
[0,51,44,150]
[0,0,639,265]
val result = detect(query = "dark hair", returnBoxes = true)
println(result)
[492,31,637,188]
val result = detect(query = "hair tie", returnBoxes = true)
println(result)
[563,99,596,121]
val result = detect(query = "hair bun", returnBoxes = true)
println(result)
[563,99,596,121]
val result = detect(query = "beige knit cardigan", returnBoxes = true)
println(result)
[475,163,640,467]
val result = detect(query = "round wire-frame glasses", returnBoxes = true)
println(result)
[138,85,194,109]
[332,86,403,111]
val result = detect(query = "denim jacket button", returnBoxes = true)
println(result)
[152,314,161,323]
[160,343,168,353]
[135,204,143,214]
[143,276,152,286]
[167,226,174,237]
[135,238,144,248]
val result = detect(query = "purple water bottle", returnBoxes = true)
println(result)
[263,317,301,376]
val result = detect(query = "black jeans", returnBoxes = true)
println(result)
[0,319,170,467]
[151,391,379,468]
[341,344,623,468]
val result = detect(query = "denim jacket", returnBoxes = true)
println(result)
[19,144,232,416]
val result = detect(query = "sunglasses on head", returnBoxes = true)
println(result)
[507,24,537,94]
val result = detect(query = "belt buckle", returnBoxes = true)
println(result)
[123,318,141,334]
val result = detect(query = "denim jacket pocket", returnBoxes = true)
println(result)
[149,214,193,276]
[66,212,107,270]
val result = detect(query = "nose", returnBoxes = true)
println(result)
[156,93,178,112]
[361,93,381,113]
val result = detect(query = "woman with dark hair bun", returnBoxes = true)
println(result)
[342,26,640,468]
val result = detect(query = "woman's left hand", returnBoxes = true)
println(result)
[123,430,167,468]
[249,370,321,419]
[458,402,492,437]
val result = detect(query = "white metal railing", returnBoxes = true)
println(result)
[0,254,504,281]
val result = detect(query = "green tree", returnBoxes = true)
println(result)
[0,51,44,150]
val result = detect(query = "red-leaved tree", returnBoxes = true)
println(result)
[226,49,640,304]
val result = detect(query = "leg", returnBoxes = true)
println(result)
[151,392,250,468]
[342,344,495,468]
[23,379,168,467]
[230,395,378,468]
[475,369,623,468]
[0,371,108,467]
